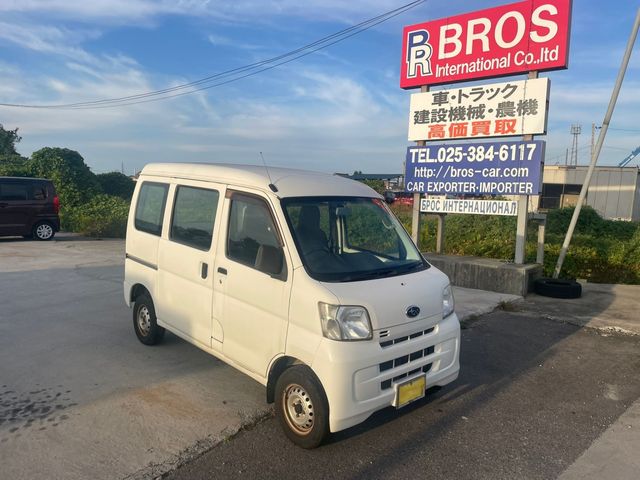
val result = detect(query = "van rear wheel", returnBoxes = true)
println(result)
[275,365,329,449]
[133,293,165,345]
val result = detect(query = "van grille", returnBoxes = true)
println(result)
[380,327,435,348]
[380,363,432,390]
[379,345,435,373]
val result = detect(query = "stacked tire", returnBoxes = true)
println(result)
[533,277,582,299]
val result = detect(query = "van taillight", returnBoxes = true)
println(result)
[53,195,60,214]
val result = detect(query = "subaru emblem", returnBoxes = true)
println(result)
[406,306,420,318]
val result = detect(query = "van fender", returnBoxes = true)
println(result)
[129,283,151,306]
[266,323,323,403]
[266,355,300,403]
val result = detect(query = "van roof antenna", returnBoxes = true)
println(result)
[260,151,278,193]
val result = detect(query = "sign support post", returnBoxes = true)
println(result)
[436,214,445,253]
[411,85,428,246]
[515,70,539,264]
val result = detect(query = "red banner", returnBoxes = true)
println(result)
[400,0,572,89]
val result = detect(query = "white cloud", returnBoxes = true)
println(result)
[0,22,101,62]
[207,33,265,50]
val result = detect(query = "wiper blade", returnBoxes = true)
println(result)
[339,268,399,282]
[337,263,425,282]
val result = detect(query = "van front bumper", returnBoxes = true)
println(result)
[311,311,460,433]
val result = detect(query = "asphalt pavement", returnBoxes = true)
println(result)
[1,233,639,480]
[166,308,640,480]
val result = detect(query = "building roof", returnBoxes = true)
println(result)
[141,163,379,198]
[336,173,404,181]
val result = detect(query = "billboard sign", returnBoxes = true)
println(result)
[400,0,572,89]
[405,140,545,195]
[421,196,518,216]
[408,78,549,141]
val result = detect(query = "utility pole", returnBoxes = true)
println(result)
[569,124,581,166]
[554,7,640,278]
[591,123,596,161]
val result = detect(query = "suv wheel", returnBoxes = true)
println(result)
[33,221,55,241]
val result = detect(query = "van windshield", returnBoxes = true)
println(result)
[281,197,428,282]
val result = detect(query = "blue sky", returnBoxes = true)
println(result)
[0,0,638,175]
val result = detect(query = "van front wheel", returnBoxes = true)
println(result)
[133,293,165,345]
[275,365,329,449]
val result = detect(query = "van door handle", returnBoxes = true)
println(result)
[217,267,227,275]
[0,203,7,208]
[201,263,208,279]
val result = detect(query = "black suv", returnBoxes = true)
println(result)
[0,177,60,240]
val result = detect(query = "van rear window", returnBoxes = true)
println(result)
[134,182,169,236]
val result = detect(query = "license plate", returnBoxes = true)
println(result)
[393,374,426,408]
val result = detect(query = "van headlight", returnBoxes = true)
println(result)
[318,303,372,341]
[442,284,455,318]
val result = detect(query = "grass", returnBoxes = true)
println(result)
[391,204,640,284]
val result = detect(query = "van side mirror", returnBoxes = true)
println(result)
[254,244,284,277]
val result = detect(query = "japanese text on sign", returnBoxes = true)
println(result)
[400,0,572,88]
[404,140,545,195]
[408,78,549,142]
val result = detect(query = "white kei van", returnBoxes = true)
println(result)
[124,163,460,448]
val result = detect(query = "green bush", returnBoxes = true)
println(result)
[96,172,135,200]
[67,194,130,238]
[389,203,640,284]
[546,206,637,240]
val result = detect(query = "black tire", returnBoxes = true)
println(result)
[133,292,165,345]
[275,365,329,449]
[32,221,55,241]
[533,277,582,299]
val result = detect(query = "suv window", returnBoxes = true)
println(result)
[170,186,220,250]
[33,183,48,200]
[227,194,284,275]
[135,182,169,236]
[0,183,30,201]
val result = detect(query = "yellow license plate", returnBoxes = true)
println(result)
[394,375,426,408]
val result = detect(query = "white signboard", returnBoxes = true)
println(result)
[408,78,549,142]
[420,196,518,216]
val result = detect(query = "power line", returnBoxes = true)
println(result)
[0,1,426,110]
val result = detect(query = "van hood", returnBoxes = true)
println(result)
[320,265,451,330]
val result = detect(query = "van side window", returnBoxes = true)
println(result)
[134,182,169,236]
[227,195,284,275]
[170,186,219,250]
[0,183,29,201]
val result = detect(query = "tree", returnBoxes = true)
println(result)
[0,124,21,156]
[361,179,386,195]
[96,172,135,200]
[29,147,102,209]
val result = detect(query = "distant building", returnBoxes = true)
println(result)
[532,165,640,221]
[336,173,404,190]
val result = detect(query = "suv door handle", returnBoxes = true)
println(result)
[0,203,8,208]
[201,262,208,279]
[217,267,227,275]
